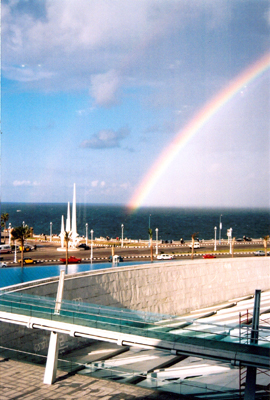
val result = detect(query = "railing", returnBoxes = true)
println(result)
[1,292,270,350]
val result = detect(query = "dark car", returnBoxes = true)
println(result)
[77,243,90,250]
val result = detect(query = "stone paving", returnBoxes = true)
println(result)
[0,357,183,400]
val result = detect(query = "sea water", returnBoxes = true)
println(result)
[1,203,269,241]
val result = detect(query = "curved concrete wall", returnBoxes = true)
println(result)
[6,257,270,315]
[1,257,269,356]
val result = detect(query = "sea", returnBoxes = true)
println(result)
[1,203,269,241]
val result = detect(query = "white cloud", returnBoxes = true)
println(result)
[91,180,99,187]
[80,127,129,149]
[90,70,120,107]
[1,1,236,97]
[13,180,39,187]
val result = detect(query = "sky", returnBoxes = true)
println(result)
[1,0,269,208]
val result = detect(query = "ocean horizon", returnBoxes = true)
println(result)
[1,202,269,242]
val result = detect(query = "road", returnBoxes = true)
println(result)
[1,238,267,266]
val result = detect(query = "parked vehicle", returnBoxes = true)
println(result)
[108,255,123,262]
[253,250,265,256]
[0,262,7,268]
[59,256,81,264]
[11,245,20,252]
[77,243,90,250]
[202,254,216,259]
[157,254,174,260]
[19,245,32,252]
[0,245,12,254]
[23,258,37,264]
[189,242,200,249]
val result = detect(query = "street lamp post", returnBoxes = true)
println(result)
[85,223,88,245]
[214,226,217,251]
[219,214,222,244]
[14,240,17,263]
[121,224,124,248]
[50,222,52,242]
[229,228,233,254]
[8,223,11,246]
[148,214,151,247]
[155,228,158,255]
[90,229,94,262]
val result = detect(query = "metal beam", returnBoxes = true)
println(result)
[0,310,269,370]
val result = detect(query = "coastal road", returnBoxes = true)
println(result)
[1,239,267,266]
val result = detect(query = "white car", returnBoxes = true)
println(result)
[157,254,174,260]
[253,250,265,256]
[189,242,200,249]
[0,262,7,268]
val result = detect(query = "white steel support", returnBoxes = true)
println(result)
[244,289,261,400]
[71,183,77,246]
[43,331,60,385]
[43,270,65,385]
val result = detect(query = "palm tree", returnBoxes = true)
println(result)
[231,237,235,258]
[263,235,269,256]
[64,231,72,272]
[11,225,31,267]
[1,213,9,243]
[191,232,199,260]
[148,228,153,262]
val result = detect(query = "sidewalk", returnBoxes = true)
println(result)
[0,357,183,400]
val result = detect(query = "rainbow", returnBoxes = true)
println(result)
[128,52,270,211]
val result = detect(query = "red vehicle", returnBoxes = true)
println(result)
[202,254,216,259]
[59,256,81,264]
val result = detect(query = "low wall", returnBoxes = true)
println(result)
[4,257,270,315]
[1,257,269,355]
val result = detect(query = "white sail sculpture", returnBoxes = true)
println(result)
[59,215,65,249]
[71,183,79,247]
[57,183,79,251]
[66,202,71,232]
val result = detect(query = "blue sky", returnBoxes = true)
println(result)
[1,0,269,208]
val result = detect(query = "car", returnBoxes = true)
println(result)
[77,243,90,250]
[0,262,7,268]
[23,258,37,264]
[59,256,81,264]
[236,238,243,242]
[11,245,20,252]
[108,255,123,262]
[189,242,200,249]
[253,250,265,256]
[243,236,252,242]
[202,254,216,259]
[157,254,174,260]
[19,245,32,252]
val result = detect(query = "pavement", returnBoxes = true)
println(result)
[0,356,183,400]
